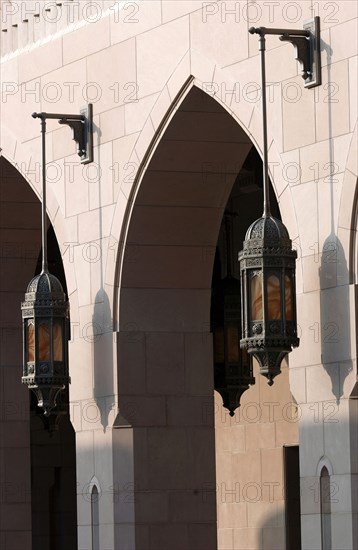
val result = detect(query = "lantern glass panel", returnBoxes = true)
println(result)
[285,274,292,320]
[251,274,263,320]
[53,321,63,361]
[27,321,35,362]
[267,274,281,320]
[38,322,50,361]
[227,325,239,363]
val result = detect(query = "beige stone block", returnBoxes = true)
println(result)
[282,76,315,151]
[231,450,261,487]
[121,244,215,289]
[167,51,191,102]
[301,513,321,550]
[41,58,87,115]
[191,2,248,69]
[136,169,235,209]
[18,38,62,82]
[315,61,350,142]
[330,19,357,64]
[298,405,325,477]
[263,527,285,549]
[313,0,357,30]
[301,255,321,293]
[245,422,275,451]
[169,490,216,523]
[148,138,250,174]
[300,139,331,184]
[52,126,78,161]
[278,184,299,242]
[78,525,92,550]
[275,417,299,447]
[78,207,113,244]
[248,500,285,529]
[145,332,185,395]
[339,168,357,232]
[182,333,213,394]
[73,244,92,307]
[330,473,356,514]
[261,448,284,491]
[218,501,248,529]
[330,512,354,550]
[98,104,126,144]
[88,142,114,209]
[167,396,214,426]
[266,42,299,83]
[300,476,321,515]
[215,428,232,453]
[110,0,161,45]
[290,182,318,257]
[162,0,203,23]
[2,78,41,144]
[306,363,342,403]
[145,427,189,490]
[188,524,217,550]
[87,39,136,113]
[63,16,110,65]
[149,524,189,550]
[134,117,155,162]
[136,17,190,98]
[294,291,322,368]
[320,285,353,363]
[233,527,262,549]
[125,93,159,135]
[190,50,216,87]
[128,204,223,246]
[112,132,139,200]
[149,85,172,130]
[349,56,357,132]
[218,527,234,549]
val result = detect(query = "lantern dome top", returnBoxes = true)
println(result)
[245,215,290,243]
[26,271,64,295]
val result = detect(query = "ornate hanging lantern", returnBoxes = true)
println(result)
[21,272,69,416]
[239,216,299,384]
[212,213,255,415]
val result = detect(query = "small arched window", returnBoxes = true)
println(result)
[320,466,331,549]
[91,486,99,550]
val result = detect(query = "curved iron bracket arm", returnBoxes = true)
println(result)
[249,16,321,88]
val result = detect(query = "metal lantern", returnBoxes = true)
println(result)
[211,214,255,416]
[21,272,70,416]
[239,216,299,384]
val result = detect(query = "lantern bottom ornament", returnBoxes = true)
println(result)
[239,215,300,384]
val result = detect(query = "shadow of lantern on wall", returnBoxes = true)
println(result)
[211,212,255,416]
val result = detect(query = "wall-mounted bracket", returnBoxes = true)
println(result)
[58,104,93,164]
[280,17,321,88]
[32,104,93,164]
[249,16,321,89]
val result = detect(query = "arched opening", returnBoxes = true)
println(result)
[0,156,77,550]
[320,466,332,549]
[116,85,298,549]
[91,485,100,550]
